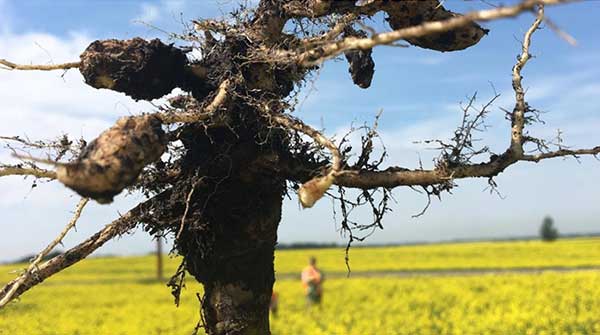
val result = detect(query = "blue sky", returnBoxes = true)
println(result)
[0,0,599,262]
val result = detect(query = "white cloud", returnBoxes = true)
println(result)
[134,3,161,23]
[0,31,160,138]
[132,1,187,25]
[0,30,159,262]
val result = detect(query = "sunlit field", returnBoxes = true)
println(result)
[1,238,600,334]
[275,237,600,273]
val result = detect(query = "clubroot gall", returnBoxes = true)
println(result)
[79,38,212,101]
[1,1,598,335]
[55,115,167,204]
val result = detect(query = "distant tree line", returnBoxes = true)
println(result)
[11,250,63,265]
[276,242,339,250]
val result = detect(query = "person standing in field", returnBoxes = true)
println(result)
[301,256,324,306]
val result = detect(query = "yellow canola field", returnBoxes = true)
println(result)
[2,237,595,282]
[274,237,600,274]
[1,238,600,334]
[1,271,599,335]
[271,272,600,335]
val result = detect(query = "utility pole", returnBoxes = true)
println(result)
[156,236,163,281]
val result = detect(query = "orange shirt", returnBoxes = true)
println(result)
[301,265,322,293]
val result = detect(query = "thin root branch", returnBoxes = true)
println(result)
[0,59,80,71]
[0,198,89,308]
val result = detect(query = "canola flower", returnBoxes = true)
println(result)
[274,237,600,274]
[1,272,599,335]
[270,272,600,335]
[1,238,599,334]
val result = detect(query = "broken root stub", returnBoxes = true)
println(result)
[56,115,167,203]
[79,38,188,101]
[298,173,335,208]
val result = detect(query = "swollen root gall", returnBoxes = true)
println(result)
[56,115,166,203]
[79,38,189,100]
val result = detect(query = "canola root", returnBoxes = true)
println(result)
[298,173,335,208]
[79,38,189,101]
[56,115,166,203]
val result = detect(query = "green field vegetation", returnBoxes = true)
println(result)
[1,237,600,334]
